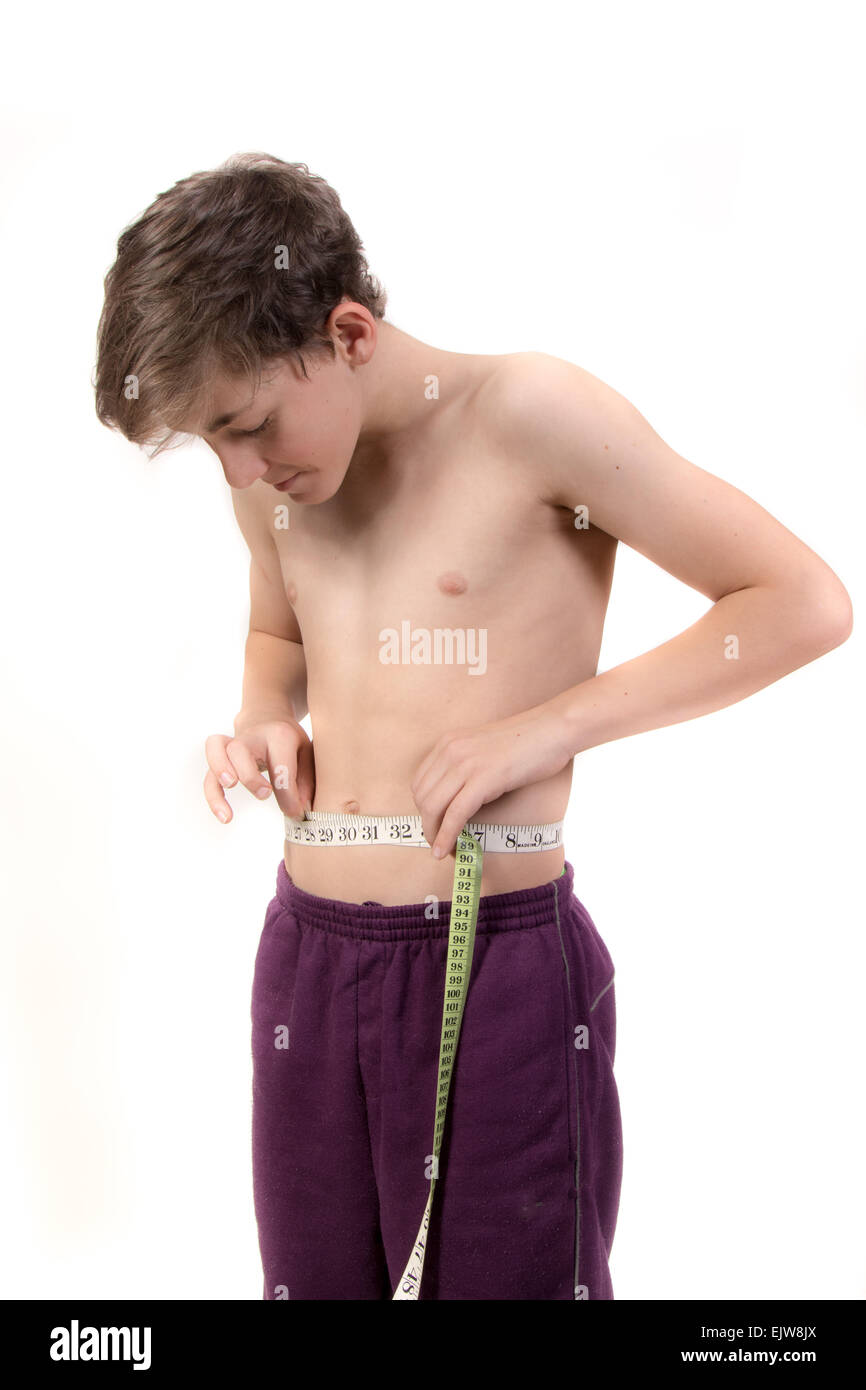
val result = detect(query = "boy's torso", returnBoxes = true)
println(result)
[266,351,617,904]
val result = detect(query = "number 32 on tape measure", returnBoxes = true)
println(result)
[392,826,483,1300]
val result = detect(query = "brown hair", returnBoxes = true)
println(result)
[93,153,388,456]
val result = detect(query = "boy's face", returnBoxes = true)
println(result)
[193,351,363,503]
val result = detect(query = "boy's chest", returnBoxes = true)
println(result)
[268,442,619,675]
[270,462,603,648]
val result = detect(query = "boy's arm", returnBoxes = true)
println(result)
[229,486,308,735]
[515,353,853,757]
[412,354,853,857]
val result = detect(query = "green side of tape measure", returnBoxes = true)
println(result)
[431,828,483,1164]
[392,840,565,1299]
[392,826,483,1300]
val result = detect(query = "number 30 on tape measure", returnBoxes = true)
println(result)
[392,826,483,1300]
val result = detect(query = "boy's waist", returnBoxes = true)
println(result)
[284,809,564,852]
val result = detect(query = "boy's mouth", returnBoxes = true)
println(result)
[272,472,302,491]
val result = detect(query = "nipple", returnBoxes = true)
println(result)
[436,570,468,596]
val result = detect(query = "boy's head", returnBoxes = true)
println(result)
[94,153,388,498]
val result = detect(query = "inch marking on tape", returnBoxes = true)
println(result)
[392,825,482,1300]
[284,809,563,853]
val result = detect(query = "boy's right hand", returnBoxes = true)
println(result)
[204,717,315,824]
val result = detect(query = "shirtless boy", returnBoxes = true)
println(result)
[94,153,852,1301]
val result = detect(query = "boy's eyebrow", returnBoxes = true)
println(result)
[206,377,275,432]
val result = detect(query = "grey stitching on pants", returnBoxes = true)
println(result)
[552,883,580,1300]
[590,974,615,1014]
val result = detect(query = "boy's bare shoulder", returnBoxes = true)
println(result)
[480,350,642,499]
[230,480,303,641]
[230,478,280,553]
[483,350,634,436]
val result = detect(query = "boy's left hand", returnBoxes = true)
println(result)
[410,707,572,860]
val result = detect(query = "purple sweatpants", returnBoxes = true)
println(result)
[250,858,623,1300]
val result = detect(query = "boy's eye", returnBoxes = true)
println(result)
[239,416,272,437]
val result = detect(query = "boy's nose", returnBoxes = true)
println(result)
[222,452,269,489]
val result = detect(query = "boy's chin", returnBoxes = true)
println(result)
[289,476,338,505]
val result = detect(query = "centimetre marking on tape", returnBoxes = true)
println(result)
[284,809,563,853]
[392,825,483,1300]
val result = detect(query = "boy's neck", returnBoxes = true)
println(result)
[354,321,467,458]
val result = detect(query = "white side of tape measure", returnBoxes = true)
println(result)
[284,809,563,853]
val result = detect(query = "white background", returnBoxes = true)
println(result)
[0,0,862,1301]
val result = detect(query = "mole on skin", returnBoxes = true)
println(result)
[436,570,468,595]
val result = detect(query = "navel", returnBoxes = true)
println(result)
[343,799,361,815]
[436,570,468,596]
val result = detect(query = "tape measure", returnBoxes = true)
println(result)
[283,808,564,1299]
[284,809,564,852]
[391,824,483,1299]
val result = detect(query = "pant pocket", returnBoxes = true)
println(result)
[251,900,301,1036]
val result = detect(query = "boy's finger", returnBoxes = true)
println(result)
[224,737,273,799]
[295,739,316,811]
[204,733,241,790]
[265,732,310,817]
[203,767,232,823]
